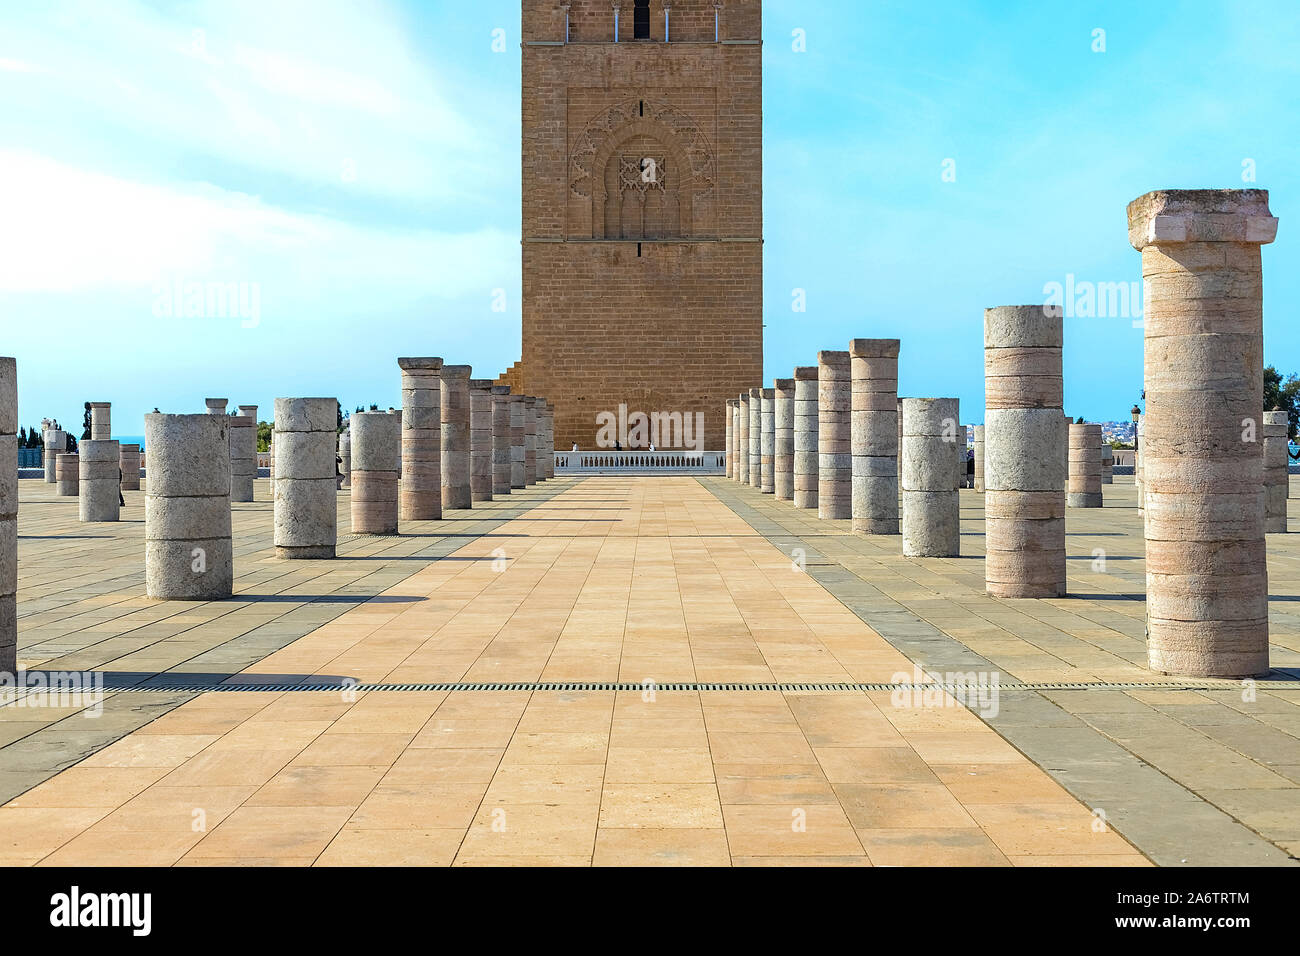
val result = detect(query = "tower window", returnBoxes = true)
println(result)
[633,0,650,39]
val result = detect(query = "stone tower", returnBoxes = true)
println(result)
[513,0,763,451]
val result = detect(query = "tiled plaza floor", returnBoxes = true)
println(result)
[0,473,1292,865]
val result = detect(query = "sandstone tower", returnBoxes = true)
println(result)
[511,0,763,451]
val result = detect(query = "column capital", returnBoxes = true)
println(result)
[848,339,900,359]
[1127,188,1277,250]
[398,356,444,371]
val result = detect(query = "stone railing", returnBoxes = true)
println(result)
[554,450,725,474]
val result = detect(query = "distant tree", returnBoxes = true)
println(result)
[81,402,92,440]
[18,427,27,448]
[1263,366,1300,447]
[1075,416,1084,424]
[336,401,343,434]
[256,420,272,453]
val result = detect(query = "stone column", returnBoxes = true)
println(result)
[144,413,232,599]
[759,388,775,493]
[351,411,400,535]
[1101,442,1114,484]
[984,305,1066,598]
[89,402,111,440]
[973,426,985,492]
[273,398,338,559]
[492,386,512,496]
[793,367,818,509]
[56,454,78,496]
[1129,190,1278,676]
[468,380,494,502]
[729,400,739,481]
[774,379,795,501]
[205,398,227,416]
[849,338,900,534]
[1135,418,1144,514]
[43,428,65,482]
[1067,423,1103,508]
[0,358,15,674]
[398,357,443,522]
[901,398,959,557]
[725,399,735,478]
[954,423,967,490]
[817,350,851,520]
[78,440,120,521]
[1264,410,1288,533]
[268,435,274,495]
[737,392,751,485]
[518,397,533,485]
[229,409,257,503]
[119,443,141,491]
[338,429,352,489]
[509,395,526,488]
[439,366,472,508]
[748,387,761,488]
[542,400,556,479]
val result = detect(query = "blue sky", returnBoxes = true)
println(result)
[2,0,1297,438]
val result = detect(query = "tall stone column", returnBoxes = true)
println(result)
[817,351,851,520]
[398,357,443,522]
[492,386,512,496]
[984,305,1066,598]
[759,388,775,493]
[469,380,495,502]
[89,402,111,440]
[901,398,959,557]
[229,409,257,503]
[56,454,78,496]
[730,400,740,481]
[748,387,762,488]
[338,429,351,489]
[774,379,795,501]
[1129,189,1277,676]
[0,358,15,674]
[79,440,120,521]
[205,398,227,416]
[1101,442,1114,484]
[1067,423,1103,508]
[440,366,472,507]
[973,426,985,493]
[509,395,526,489]
[522,397,538,485]
[954,423,967,490]
[737,392,751,485]
[119,443,141,491]
[793,367,818,509]
[1135,418,1144,514]
[351,411,400,535]
[849,339,900,534]
[542,400,556,479]
[268,435,274,495]
[725,399,735,478]
[145,413,232,599]
[1264,410,1288,533]
[273,398,338,559]
[43,428,65,482]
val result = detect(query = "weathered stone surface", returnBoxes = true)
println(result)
[1100,440,1114,484]
[89,402,111,440]
[273,398,337,559]
[818,351,851,520]
[509,395,526,489]
[56,454,79,496]
[748,387,761,489]
[759,388,775,494]
[399,357,443,521]
[350,410,400,536]
[1263,409,1288,533]
[849,339,899,534]
[229,411,257,503]
[492,386,512,496]
[523,396,538,486]
[78,440,120,522]
[793,366,818,510]
[43,428,66,482]
[973,425,985,492]
[900,398,959,556]
[738,391,751,485]
[1067,423,1104,508]
[725,398,736,479]
[773,380,795,501]
[439,366,472,509]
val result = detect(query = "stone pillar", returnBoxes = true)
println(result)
[509,395,526,489]
[119,443,141,491]
[144,413,232,599]
[273,398,338,559]
[542,400,556,479]
[730,400,740,481]
[737,392,751,485]
[759,388,775,493]
[1101,442,1114,484]
[268,436,274,495]
[1067,423,1103,508]
[439,366,472,508]
[725,399,735,478]
[338,429,352,489]
[351,411,400,535]
[89,402,111,440]
[973,425,986,493]
[849,339,900,534]
[984,305,1066,598]
[774,379,795,501]
[205,398,227,416]
[900,398,960,557]
[1135,418,1144,514]
[523,397,539,485]
[0,358,15,674]
[468,380,494,502]
[1264,410,1288,533]
[43,428,65,482]
[954,423,967,490]
[398,357,443,522]
[1129,188,1277,677]
[793,367,818,509]
[748,387,761,488]
[78,440,120,521]
[229,409,257,503]
[817,351,851,520]
[492,386,512,496]
[56,454,79,496]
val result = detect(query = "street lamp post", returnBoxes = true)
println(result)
[1131,404,1141,457]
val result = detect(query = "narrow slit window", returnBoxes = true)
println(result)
[634,0,650,39]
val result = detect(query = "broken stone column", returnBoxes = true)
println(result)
[56,453,79,496]
[774,379,795,501]
[79,440,120,521]
[398,357,443,522]
[350,411,400,535]
[273,398,338,559]
[725,399,735,479]
[849,339,900,534]
[760,388,775,493]
[1101,442,1114,484]
[1067,423,1104,508]
[89,402,111,440]
[492,386,512,496]
[0,358,15,674]
[973,426,985,493]
[1129,188,1277,676]
[440,366,472,507]
[43,427,65,482]
[523,397,538,485]
[984,304,1066,598]
[793,367,818,509]
[469,380,495,502]
[229,408,257,503]
[144,412,232,599]
[817,351,851,520]
[901,398,960,557]
[119,443,141,491]
[509,395,526,489]
[748,387,762,489]
[205,398,227,416]
[1264,410,1288,533]
[737,391,751,485]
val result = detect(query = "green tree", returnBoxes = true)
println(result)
[1263,365,1300,445]
[81,402,92,440]
[256,420,272,453]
